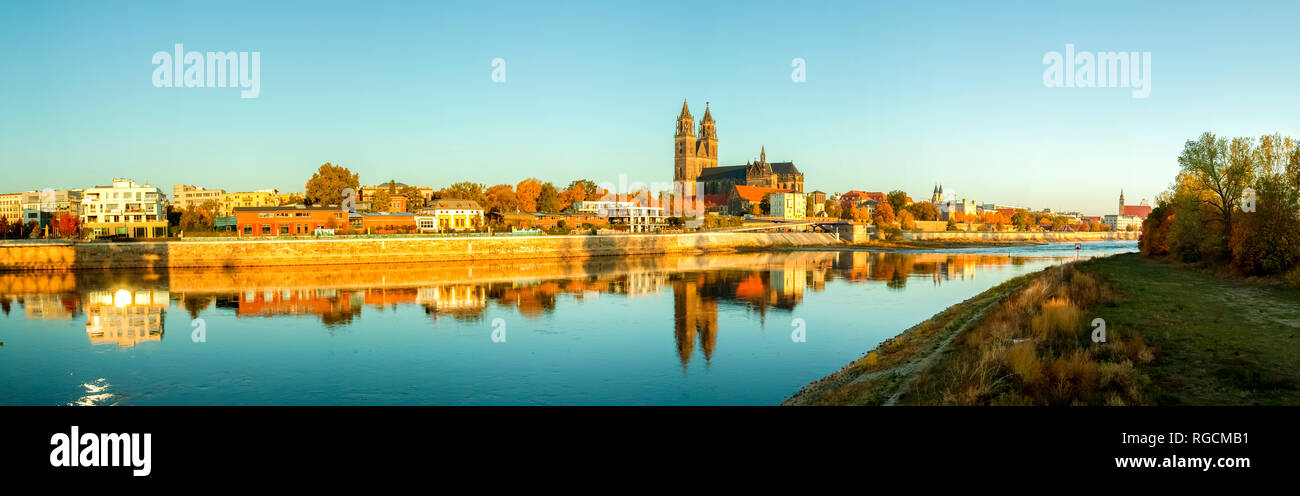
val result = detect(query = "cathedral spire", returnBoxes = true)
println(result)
[676,99,695,137]
[702,102,713,122]
[760,146,766,163]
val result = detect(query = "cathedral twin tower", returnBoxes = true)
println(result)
[673,99,718,183]
[672,99,805,198]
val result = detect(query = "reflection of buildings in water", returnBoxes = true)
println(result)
[21,293,81,320]
[236,288,362,327]
[84,289,167,347]
[934,258,979,284]
[1,272,81,319]
[418,285,487,320]
[768,269,806,307]
[616,272,667,297]
[363,287,420,309]
[672,275,718,369]
[487,282,560,319]
[832,252,1009,288]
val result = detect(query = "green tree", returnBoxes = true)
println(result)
[886,190,908,215]
[1177,133,1255,251]
[440,182,487,205]
[537,182,561,213]
[1011,209,1031,230]
[179,205,215,231]
[399,185,426,210]
[369,189,391,212]
[1229,171,1300,274]
[305,163,360,207]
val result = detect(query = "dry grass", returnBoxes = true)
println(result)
[905,263,1155,406]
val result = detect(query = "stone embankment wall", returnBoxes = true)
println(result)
[0,232,840,271]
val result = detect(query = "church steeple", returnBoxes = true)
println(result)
[760,146,766,163]
[676,99,694,137]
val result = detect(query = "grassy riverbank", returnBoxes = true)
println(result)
[785,253,1300,406]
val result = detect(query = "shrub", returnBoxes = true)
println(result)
[1006,341,1040,384]
[1030,297,1082,343]
[1286,266,1300,288]
[1044,349,1100,405]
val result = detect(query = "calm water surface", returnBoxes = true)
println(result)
[0,241,1137,405]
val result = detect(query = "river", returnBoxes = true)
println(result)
[0,240,1138,405]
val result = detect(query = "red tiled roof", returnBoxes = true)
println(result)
[732,185,790,202]
[702,194,729,207]
[1123,205,1152,218]
[841,190,887,203]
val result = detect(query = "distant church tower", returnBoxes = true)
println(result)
[1118,189,1125,216]
[932,184,944,204]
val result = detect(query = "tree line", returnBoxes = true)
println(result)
[1140,132,1300,284]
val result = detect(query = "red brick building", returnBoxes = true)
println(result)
[235,206,348,236]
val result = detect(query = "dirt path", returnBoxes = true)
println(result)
[880,301,997,405]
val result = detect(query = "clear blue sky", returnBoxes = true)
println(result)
[2,0,1298,216]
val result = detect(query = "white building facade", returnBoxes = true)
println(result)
[80,179,168,239]
[770,192,806,220]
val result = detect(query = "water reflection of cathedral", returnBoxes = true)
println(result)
[672,273,719,367]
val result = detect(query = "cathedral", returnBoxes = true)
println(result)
[672,100,804,196]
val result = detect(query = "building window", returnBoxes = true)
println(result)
[280,225,290,235]
[262,225,271,235]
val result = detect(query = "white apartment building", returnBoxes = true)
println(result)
[770,192,806,220]
[173,184,226,210]
[1103,214,1142,231]
[605,204,667,232]
[80,179,168,239]
[573,200,639,215]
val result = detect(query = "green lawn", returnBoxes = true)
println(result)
[1080,253,1300,405]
